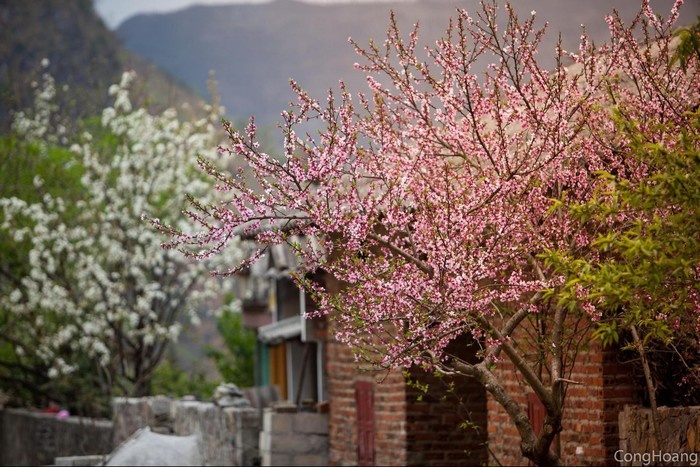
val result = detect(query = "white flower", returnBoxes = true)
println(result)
[102,107,116,126]
[9,289,22,303]
[0,65,236,396]
[190,314,202,327]
[143,334,155,346]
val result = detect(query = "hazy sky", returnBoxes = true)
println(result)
[94,0,412,29]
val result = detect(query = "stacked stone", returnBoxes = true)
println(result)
[111,396,260,466]
[259,405,329,466]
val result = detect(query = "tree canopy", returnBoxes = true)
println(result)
[0,64,240,414]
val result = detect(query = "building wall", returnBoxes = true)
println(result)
[601,349,638,460]
[326,334,492,467]
[326,334,409,466]
[322,265,638,466]
[486,335,637,466]
[560,344,610,464]
[324,274,489,466]
[485,361,528,465]
[321,271,407,466]
[405,367,488,466]
[326,335,360,466]
[260,408,329,466]
[373,368,410,466]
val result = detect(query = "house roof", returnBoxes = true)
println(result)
[258,315,302,344]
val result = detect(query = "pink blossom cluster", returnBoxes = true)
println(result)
[163,0,697,372]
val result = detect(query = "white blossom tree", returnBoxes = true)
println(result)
[0,63,240,412]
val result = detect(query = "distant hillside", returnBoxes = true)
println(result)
[116,0,700,130]
[0,0,207,132]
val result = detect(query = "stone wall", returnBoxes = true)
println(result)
[618,405,700,466]
[260,407,329,466]
[0,408,113,466]
[112,396,261,466]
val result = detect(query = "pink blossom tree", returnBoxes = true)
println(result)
[156,1,699,464]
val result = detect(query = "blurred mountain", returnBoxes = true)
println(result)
[116,0,700,130]
[0,0,207,132]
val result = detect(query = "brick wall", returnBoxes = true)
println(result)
[486,332,637,466]
[327,336,491,467]
[326,333,409,466]
[602,350,638,460]
[326,325,360,465]
[323,266,638,467]
[324,273,489,466]
[405,367,488,466]
[486,361,528,465]
[324,273,408,466]
[560,344,608,464]
[373,369,410,466]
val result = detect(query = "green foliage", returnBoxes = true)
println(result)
[673,17,700,72]
[205,307,256,388]
[544,109,700,405]
[0,134,90,410]
[153,304,256,400]
[591,321,620,348]
[150,358,218,400]
[0,134,84,201]
[403,370,431,401]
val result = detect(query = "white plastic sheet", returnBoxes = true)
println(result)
[104,427,201,466]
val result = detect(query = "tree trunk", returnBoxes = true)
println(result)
[451,358,562,466]
[630,325,662,450]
